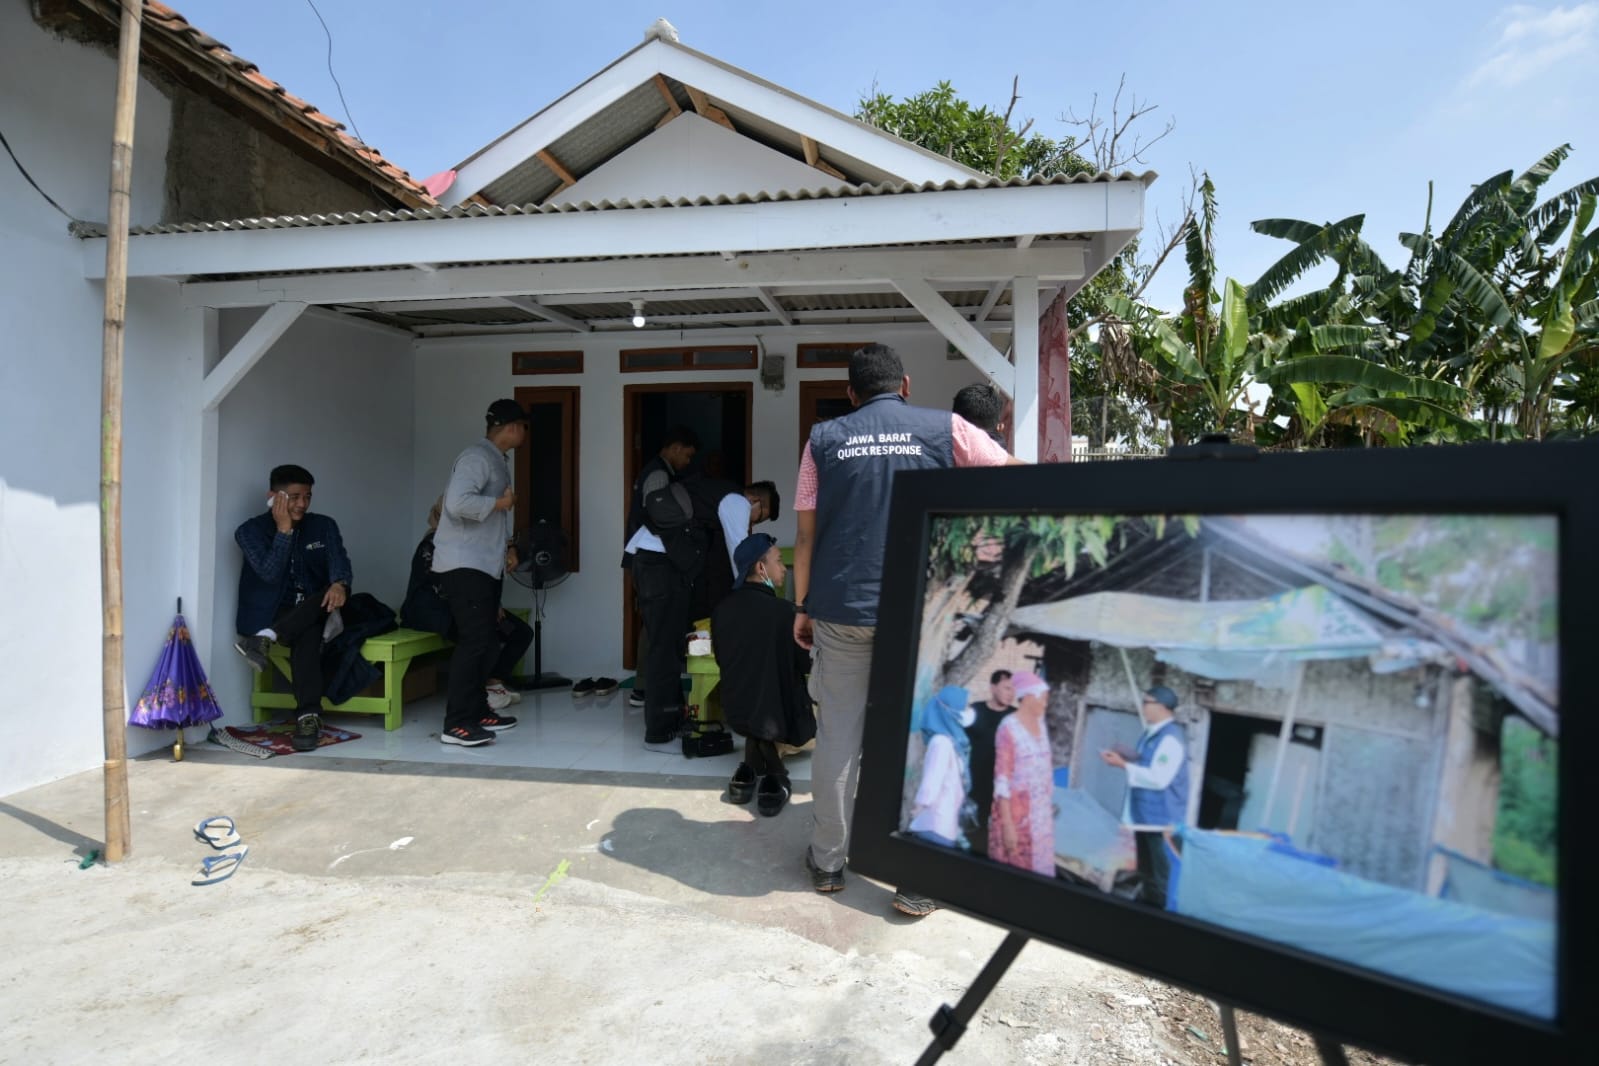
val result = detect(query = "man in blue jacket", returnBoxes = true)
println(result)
[1101,684,1191,906]
[233,464,353,752]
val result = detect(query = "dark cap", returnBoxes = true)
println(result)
[1144,685,1179,711]
[485,399,529,428]
[733,533,778,583]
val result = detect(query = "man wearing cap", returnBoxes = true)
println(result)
[712,534,814,816]
[1100,684,1190,906]
[791,343,1023,916]
[431,398,527,747]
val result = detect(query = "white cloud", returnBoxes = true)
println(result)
[1469,3,1599,87]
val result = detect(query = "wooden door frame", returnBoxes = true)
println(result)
[797,379,852,460]
[621,381,755,670]
[513,384,581,571]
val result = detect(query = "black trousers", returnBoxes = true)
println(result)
[489,610,533,680]
[631,550,693,738]
[1135,830,1173,908]
[745,737,787,781]
[272,595,330,716]
[438,568,501,731]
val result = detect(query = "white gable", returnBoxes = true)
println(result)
[556,112,840,205]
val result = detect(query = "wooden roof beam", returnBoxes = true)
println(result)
[801,136,846,181]
[684,85,736,132]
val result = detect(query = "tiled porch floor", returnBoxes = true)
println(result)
[257,682,812,783]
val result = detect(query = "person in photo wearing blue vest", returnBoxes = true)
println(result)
[791,343,1022,917]
[1100,684,1191,907]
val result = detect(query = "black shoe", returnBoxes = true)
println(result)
[805,849,844,893]
[477,713,518,732]
[234,635,269,673]
[440,724,495,747]
[643,724,685,753]
[592,676,619,696]
[628,688,646,707]
[891,890,939,917]
[291,713,320,752]
[726,763,756,804]
[573,678,597,698]
[756,776,791,817]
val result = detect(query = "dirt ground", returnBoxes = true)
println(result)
[0,751,1412,1065]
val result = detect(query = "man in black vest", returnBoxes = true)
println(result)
[623,427,699,746]
[792,344,1022,916]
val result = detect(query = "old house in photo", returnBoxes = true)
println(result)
[998,519,1556,897]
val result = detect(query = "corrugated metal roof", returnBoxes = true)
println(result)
[481,79,690,207]
[73,171,1154,238]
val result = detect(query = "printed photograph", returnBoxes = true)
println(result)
[900,513,1559,1019]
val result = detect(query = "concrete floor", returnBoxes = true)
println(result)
[0,744,1160,1065]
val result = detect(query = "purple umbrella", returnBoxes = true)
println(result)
[130,599,223,759]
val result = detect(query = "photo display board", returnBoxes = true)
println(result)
[852,441,1597,1065]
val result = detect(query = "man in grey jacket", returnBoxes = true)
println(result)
[432,399,526,746]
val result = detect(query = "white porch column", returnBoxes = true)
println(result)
[200,302,307,411]
[1011,276,1040,462]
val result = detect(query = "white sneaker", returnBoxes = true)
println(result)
[485,686,513,711]
[486,682,521,705]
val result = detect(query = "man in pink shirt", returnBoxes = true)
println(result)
[792,344,1022,916]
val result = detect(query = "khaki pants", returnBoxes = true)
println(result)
[807,620,876,873]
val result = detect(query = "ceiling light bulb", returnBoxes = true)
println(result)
[631,300,646,328]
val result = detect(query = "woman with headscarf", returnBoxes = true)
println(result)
[907,685,976,849]
[988,671,1055,876]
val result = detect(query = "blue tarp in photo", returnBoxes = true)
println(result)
[1173,829,1556,1020]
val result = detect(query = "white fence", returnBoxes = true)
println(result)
[1070,445,1167,462]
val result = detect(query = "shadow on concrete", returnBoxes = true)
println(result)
[0,800,101,858]
[598,803,910,921]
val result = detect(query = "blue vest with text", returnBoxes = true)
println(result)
[808,394,954,627]
[1128,719,1190,826]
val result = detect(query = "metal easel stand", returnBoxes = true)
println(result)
[1215,1002,1350,1066]
[914,932,1029,1065]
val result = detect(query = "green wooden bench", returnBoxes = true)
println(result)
[251,627,451,731]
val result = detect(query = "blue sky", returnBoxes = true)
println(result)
[182,0,1597,312]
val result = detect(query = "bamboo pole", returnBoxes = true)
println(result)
[100,0,145,864]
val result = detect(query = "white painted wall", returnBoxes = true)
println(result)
[413,328,991,679]
[0,0,193,797]
[558,112,838,205]
[204,311,416,730]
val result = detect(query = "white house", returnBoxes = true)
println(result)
[0,0,1149,797]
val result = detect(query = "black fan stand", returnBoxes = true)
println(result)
[512,583,572,691]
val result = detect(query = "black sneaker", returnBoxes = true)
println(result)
[726,763,756,804]
[805,849,844,893]
[627,688,645,707]
[234,635,269,673]
[642,719,686,752]
[478,713,518,732]
[291,713,320,752]
[440,724,495,747]
[592,677,619,696]
[891,890,939,917]
[572,678,597,698]
[756,776,791,817]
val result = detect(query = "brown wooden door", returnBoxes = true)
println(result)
[621,382,754,670]
[797,380,853,462]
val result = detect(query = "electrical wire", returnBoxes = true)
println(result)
[304,0,366,147]
[0,126,79,221]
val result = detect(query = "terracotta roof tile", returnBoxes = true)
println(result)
[85,1,435,207]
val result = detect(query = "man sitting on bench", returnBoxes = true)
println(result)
[233,464,353,752]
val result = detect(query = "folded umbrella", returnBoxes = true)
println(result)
[130,599,223,758]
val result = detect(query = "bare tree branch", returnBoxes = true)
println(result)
[1062,73,1176,172]
[1067,171,1200,342]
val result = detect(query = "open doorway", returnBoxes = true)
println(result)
[621,383,753,669]
[1199,711,1324,843]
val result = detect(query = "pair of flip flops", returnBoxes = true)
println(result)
[192,816,249,886]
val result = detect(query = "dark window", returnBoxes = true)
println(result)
[511,350,585,375]
[620,345,758,372]
[796,342,867,368]
[514,386,580,571]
